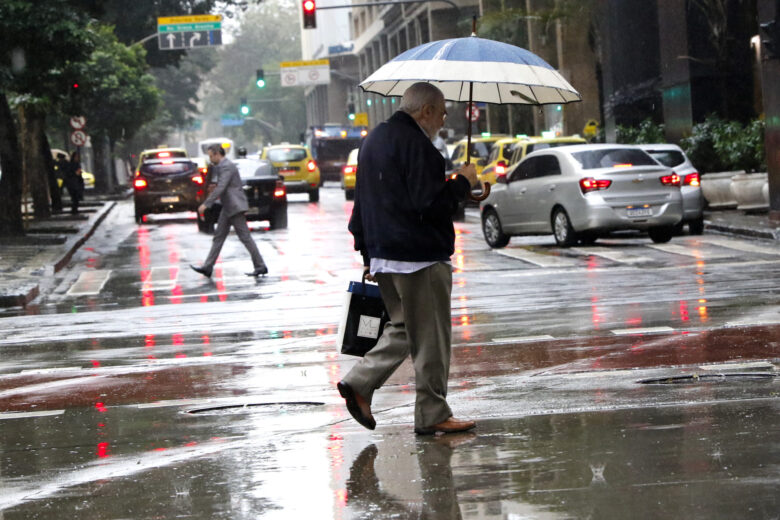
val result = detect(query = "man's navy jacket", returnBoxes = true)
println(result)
[348,110,471,265]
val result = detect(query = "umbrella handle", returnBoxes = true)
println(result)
[468,181,491,202]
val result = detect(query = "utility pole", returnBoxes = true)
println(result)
[758,0,780,221]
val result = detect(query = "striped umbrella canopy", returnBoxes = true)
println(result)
[359,35,581,106]
[359,23,581,201]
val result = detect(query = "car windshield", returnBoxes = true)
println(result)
[469,142,491,159]
[236,160,272,179]
[571,148,657,169]
[645,150,686,168]
[140,161,194,175]
[268,148,307,162]
[146,150,187,161]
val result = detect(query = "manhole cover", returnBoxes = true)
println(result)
[639,373,778,385]
[184,401,324,415]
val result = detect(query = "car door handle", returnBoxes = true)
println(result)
[517,187,527,194]
[548,185,556,191]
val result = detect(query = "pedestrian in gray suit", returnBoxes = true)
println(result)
[190,144,268,278]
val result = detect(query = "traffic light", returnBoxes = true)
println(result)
[302,0,316,29]
[347,102,355,121]
[256,69,266,88]
[240,98,250,116]
[760,18,779,60]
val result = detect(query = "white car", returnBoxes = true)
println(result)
[480,144,683,247]
[638,144,704,234]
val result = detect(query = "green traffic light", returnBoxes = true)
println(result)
[348,113,355,121]
[241,105,250,115]
[256,78,266,88]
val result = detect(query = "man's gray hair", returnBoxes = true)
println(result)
[207,143,226,156]
[399,82,444,114]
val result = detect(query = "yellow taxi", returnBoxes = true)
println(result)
[507,135,587,166]
[341,148,359,200]
[135,146,189,176]
[479,137,520,185]
[261,144,321,202]
[449,135,508,179]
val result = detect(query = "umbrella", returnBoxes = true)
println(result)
[359,17,581,200]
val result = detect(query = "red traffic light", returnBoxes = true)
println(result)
[72,83,79,89]
[302,0,316,28]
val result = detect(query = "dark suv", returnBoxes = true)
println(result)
[196,157,288,233]
[133,158,204,224]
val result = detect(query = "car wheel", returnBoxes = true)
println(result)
[552,207,577,247]
[345,189,354,201]
[648,226,674,243]
[309,188,320,203]
[134,206,144,225]
[482,209,510,248]
[688,216,705,235]
[269,206,288,229]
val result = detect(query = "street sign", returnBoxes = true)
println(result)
[69,116,86,130]
[467,103,480,122]
[353,113,369,127]
[157,15,222,50]
[279,59,330,87]
[221,114,245,127]
[70,130,87,147]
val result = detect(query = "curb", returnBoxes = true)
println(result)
[0,201,116,309]
[704,221,779,241]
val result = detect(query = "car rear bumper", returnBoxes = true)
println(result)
[284,180,317,193]
[573,199,683,232]
[681,186,704,221]
[134,191,200,214]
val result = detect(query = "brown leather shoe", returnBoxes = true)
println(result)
[337,381,376,430]
[415,416,476,435]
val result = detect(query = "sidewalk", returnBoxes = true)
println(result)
[0,199,116,308]
[0,202,777,309]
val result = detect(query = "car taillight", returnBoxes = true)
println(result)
[683,172,700,186]
[199,167,208,175]
[307,160,317,172]
[191,174,204,185]
[579,177,612,193]
[361,130,368,137]
[157,151,171,158]
[161,160,174,165]
[660,173,681,186]
[134,178,148,190]
[495,161,507,175]
[343,165,355,175]
[274,180,286,198]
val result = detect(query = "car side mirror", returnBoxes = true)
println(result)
[496,174,508,184]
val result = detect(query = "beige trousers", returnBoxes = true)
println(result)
[343,262,453,429]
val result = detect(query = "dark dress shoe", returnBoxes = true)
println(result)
[337,381,376,430]
[246,265,268,277]
[190,264,212,278]
[415,416,476,435]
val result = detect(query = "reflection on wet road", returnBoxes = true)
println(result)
[0,188,778,518]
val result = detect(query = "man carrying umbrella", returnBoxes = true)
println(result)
[338,82,479,435]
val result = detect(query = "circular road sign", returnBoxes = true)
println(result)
[70,130,87,147]
[69,116,86,130]
[467,103,480,122]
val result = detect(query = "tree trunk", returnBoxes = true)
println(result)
[93,133,109,193]
[18,104,51,219]
[40,126,62,213]
[0,92,24,236]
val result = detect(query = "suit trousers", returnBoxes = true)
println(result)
[343,262,453,429]
[203,211,265,271]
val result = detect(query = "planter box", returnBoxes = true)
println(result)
[701,171,742,209]
[730,172,769,212]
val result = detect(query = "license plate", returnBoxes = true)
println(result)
[627,207,653,217]
[160,196,180,203]
[279,169,297,176]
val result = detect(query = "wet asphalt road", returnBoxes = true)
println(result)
[0,186,778,519]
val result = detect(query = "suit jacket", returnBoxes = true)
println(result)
[203,158,248,217]
[348,111,470,264]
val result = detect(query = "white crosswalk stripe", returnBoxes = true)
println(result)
[647,243,736,259]
[67,269,112,296]
[698,236,780,256]
[495,247,580,267]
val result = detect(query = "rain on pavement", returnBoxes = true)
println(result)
[1,187,778,518]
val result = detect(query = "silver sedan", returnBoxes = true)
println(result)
[480,144,683,247]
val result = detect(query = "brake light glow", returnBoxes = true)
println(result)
[191,175,204,185]
[274,181,286,198]
[612,163,632,168]
[660,173,681,186]
[343,165,355,175]
[495,161,507,175]
[161,160,174,165]
[361,130,368,137]
[684,172,700,186]
[134,178,148,190]
[340,131,347,138]
[307,159,317,172]
[157,151,171,158]
[579,177,612,193]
